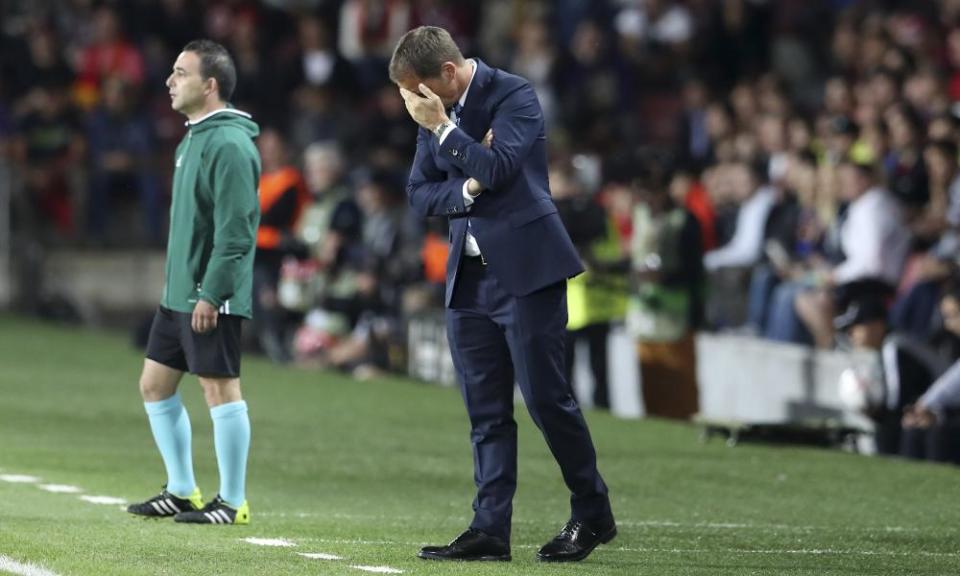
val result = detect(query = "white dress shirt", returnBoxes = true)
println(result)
[832,187,910,286]
[703,185,776,271]
[437,60,482,258]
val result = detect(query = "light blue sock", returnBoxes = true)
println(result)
[144,392,196,498]
[210,401,250,509]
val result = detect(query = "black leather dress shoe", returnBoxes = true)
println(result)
[536,518,617,562]
[418,528,511,561]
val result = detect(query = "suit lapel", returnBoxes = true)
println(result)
[432,59,495,174]
[456,59,494,140]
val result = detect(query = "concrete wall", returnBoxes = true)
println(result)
[42,249,165,315]
[694,333,874,431]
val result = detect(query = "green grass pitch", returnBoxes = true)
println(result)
[0,315,958,575]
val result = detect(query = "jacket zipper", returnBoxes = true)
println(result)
[170,128,193,304]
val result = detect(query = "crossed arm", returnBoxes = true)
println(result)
[401,81,541,217]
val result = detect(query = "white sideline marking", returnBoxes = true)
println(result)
[298,553,342,560]
[242,537,296,548]
[0,555,62,576]
[79,495,127,505]
[350,567,403,574]
[301,538,405,546]
[38,484,83,494]
[0,475,41,484]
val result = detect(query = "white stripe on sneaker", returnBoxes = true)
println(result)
[151,501,167,515]
[215,509,232,523]
[204,512,219,524]
[165,499,181,513]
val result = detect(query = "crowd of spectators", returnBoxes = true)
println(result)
[4,0,960,459]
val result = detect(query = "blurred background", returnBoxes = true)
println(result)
[3,0,960,462]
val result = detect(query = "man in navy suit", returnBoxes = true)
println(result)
[390,26,616,563]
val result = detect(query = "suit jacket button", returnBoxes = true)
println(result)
[451,149,459,157]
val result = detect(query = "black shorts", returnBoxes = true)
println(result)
[145,306,243,378]
[832,278,896,311]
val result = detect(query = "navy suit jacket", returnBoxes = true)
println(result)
[406,59,584,306]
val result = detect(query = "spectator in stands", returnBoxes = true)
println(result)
[703,162,775,272]
[926,112,960,143]
[11,84,83,237]
[900,283,960,465]
[763,151,847,344]
[744,155,805,335]
[883,104,929,215]
[910,139,960,245]
[8,27,73,101]
[288,83,341,154]
[356,169,410,308]
[409,0,481,52]
[510,17,557,125]
[834,295,932,455]
[74,5,146,109]
[670,165,717,253]
[348,80,417,166]
[86,76,161,244]
[254,128,309,363]
[554,19,623,153]
[285,142,363,361]
[614,0,693,52]
[903,66,949,121]
[137,0,204,56]
[318,170,411,377]
[283,15,357,100]
[700,100,735,166]
[795,159,911,348]
[674,80,712,170]
[703,161,775,327]
[226,11,270,126]
[295,142,362,265]
[338,0,412,90]
[554,158,627,410]
[627,170,703,420]
[823,76,854,117]
[891,139,960,338]
[787,116,814,157]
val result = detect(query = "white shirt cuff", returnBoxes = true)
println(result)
[462,181,476,207]
[437,123,456,144]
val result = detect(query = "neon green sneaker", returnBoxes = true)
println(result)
[174,495,249,525]
[127,487,204,518]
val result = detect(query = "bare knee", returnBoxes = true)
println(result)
[199,377,242,407]
[139,360,182,402]
[795,290,827,323]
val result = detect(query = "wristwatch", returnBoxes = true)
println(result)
[433,121,452,139]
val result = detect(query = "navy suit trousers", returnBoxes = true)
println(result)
[446,257,611,541]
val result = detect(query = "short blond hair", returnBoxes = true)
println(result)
[388,26,464,83]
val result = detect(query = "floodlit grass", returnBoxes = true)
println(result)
[0,315,958,575]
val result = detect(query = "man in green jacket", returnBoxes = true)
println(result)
[126,40,260,525]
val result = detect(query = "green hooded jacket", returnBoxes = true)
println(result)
[161,108,261,318]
